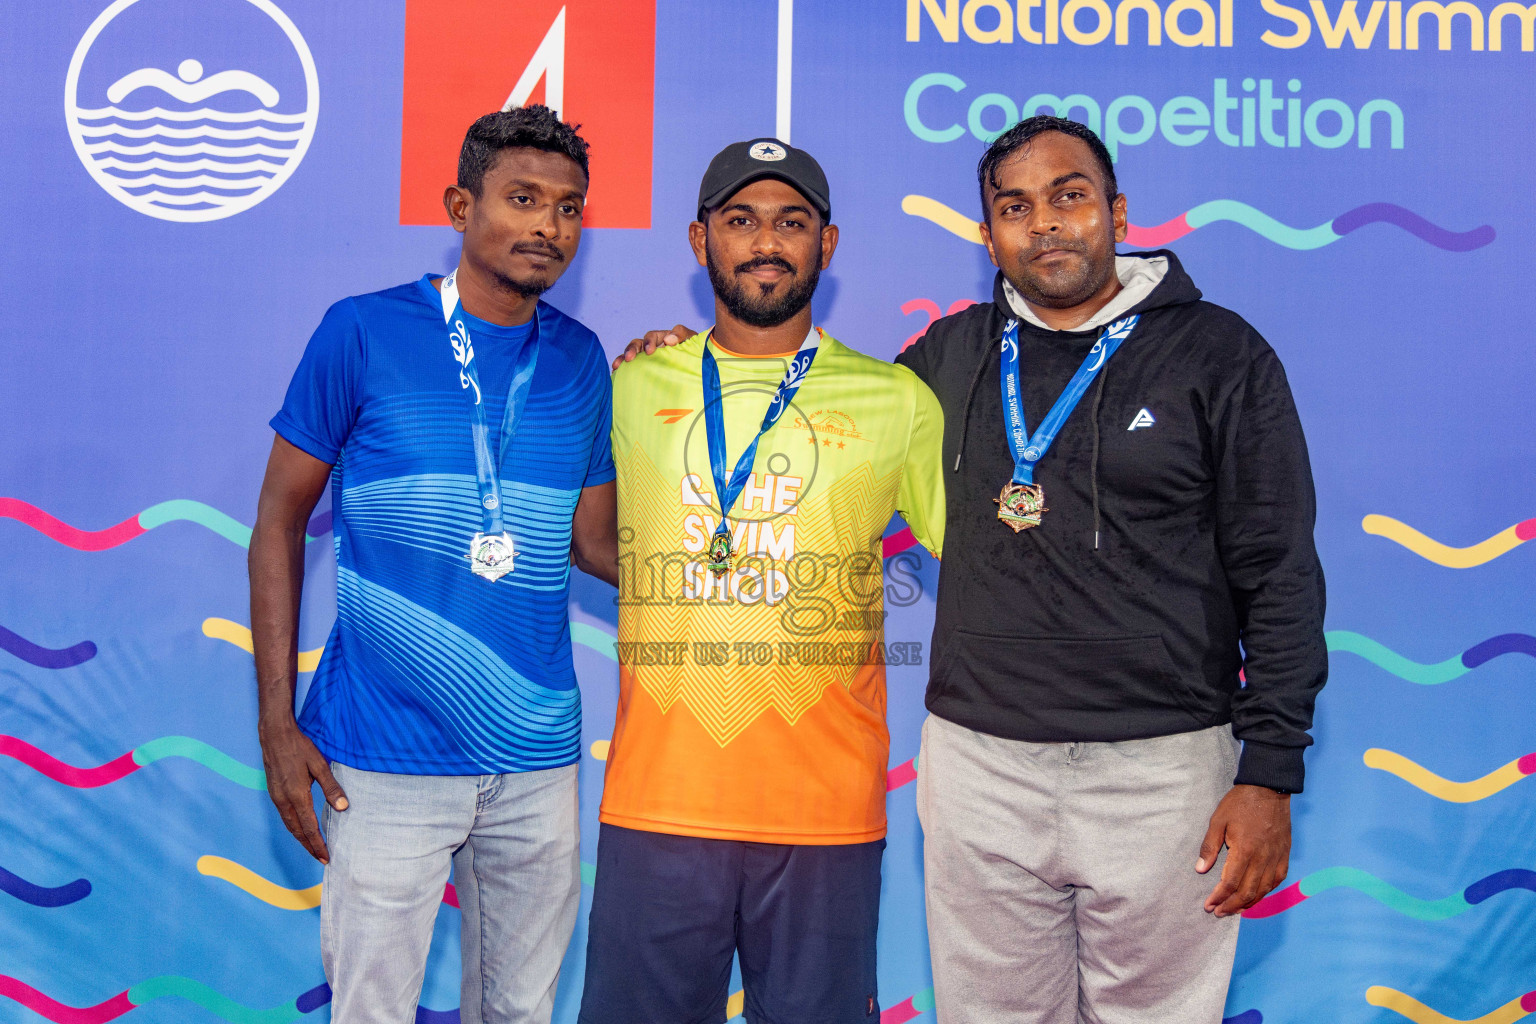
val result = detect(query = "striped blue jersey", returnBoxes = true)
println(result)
[271,275,614,774]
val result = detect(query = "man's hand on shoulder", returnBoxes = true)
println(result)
[1195,783,1292,918]
[611,324,696,370]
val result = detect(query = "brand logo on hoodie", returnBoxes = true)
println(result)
[1128,408,1156,430]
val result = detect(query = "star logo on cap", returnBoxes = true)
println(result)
[750,142,786,162]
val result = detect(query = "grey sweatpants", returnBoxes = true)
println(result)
[916,714,1241,1024]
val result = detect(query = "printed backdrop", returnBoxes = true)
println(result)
[3,2,1534,1023]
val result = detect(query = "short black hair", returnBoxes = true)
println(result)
[456,105,590,196]
[977,116,1118,219]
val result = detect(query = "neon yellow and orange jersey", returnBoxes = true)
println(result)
[600,329,945,844]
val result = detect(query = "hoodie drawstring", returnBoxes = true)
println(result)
[953,341,996,472]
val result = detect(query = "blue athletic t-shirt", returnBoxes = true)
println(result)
[271,275,614,775]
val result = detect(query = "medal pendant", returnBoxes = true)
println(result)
[995,482,1048,533]
[468,531,517,582]
[705,532,733,579]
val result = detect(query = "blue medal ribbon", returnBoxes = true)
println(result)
[701,327,820,549]
[439,270,540,537]
[1000,314,1139,485]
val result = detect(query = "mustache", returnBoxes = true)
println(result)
[1026,239,1088,258]
[733,255,796,276]
[513,241,565,261]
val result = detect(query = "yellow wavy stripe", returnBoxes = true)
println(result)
[197,854,321,910]
[202,617,321,672]
[589,740,611,761]
[727,990,744,1019]
[1363,749,1529,803]
[1361,515,1526,569]
[1366,986,1531,1024]
[901,195,983,245]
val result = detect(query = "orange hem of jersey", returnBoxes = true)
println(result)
[598,810,888,846]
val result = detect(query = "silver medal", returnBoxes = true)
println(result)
[468,531,517,582]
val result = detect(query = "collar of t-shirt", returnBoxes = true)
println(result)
[1001,255,1168,333]
[419,274,535,343]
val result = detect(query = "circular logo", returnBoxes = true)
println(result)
[64,0,320,223]
[1023,446,1042,461]
[482,494,499,510]
[749,142,786,162]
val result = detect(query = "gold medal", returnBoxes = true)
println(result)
[706,532,733,578]
[995,482,1047,533]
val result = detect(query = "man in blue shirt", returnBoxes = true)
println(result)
[250,106,617,1024]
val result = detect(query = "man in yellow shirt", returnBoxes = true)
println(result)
[578,140,944,1024]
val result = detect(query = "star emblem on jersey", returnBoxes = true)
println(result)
[1128,408,1156,430]
[750,142,786,161]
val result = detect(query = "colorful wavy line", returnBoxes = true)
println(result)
[0,625,97,669]
[1367,986,1536,1024]
[0,978,452,1024]
[0,865,91,908]
[1364,748,1536,803]
[0,735,266,790]
[901,195,1494,252]
[0,498,331,552]
[203,619,323,672]
[1327,631,1536,684]
[1245,867,1536,920]
[197,855,461,911]
[1363,514,1536,568]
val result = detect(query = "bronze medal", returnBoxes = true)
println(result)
[995,482,1047,533]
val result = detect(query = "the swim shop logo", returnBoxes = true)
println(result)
[64,0,319,222]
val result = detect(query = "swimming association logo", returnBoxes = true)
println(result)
[64,0,319,223]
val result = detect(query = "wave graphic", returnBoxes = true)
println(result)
[1364,748,1536,802]
[0,865,92,908]
[1363,514,1536,567]
[1367,986,1536,1024]
[1326,631,1536,684]
[0,736,266,791]
[1245,866,1536,920]
[106,68,280,107]
[0,497,329,550]
[0,624,97,669]
[0,977,460,1024]
[902,195,1494,252]
[196,855,461,912]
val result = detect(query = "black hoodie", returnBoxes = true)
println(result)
[896,251,1325,792]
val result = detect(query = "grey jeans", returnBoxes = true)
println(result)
[320,762,580,1024]
[916,715,1241,1024]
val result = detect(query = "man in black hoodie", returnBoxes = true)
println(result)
[898,117,1325,1022]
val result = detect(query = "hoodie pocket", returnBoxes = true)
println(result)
[936,629,1198,721]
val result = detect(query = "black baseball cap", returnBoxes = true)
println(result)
[696,138,831,222]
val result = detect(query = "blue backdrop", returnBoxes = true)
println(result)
[4,2,1534,1023]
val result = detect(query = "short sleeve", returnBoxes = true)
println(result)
[584,365,616,487]
[896,372,946,558]
[270,299,366,464]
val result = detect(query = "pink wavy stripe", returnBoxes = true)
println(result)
[443,883,459,908]
[883,528,918,558]
[1520,519,1536,542]
[1519,753,1536,775]
[881,996,921,1024]
[0,499,145,552]
[0,737,140,788]
[1243,882,1307,919]
[0,977,134,1024]
[1124,214,1193,248]
[887,759,917,792]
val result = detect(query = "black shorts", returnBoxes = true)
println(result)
[577,824,884,1024]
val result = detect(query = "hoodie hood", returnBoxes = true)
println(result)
[993,249,1203,333]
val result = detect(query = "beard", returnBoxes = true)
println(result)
[706,236,821,329]
[1003,237,1117,310]
[491,241,567,299]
